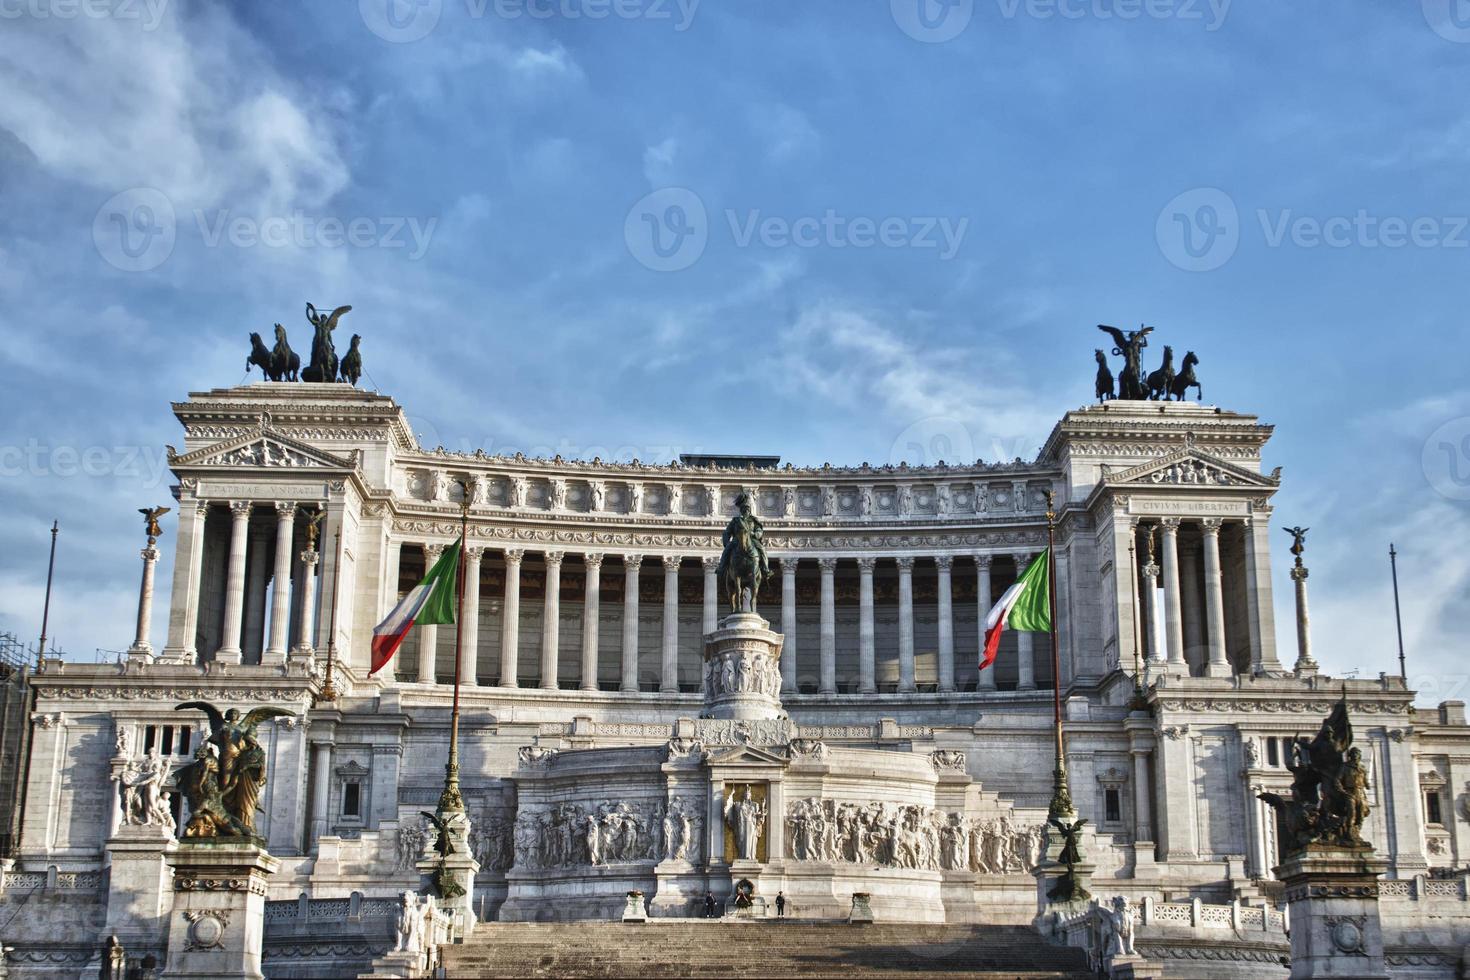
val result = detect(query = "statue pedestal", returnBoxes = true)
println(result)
[161,841,278,980]
[104,826,177,963]
[415,810,480,941]
[1105,953,1164,979]
[1278,845,1390,980]
[704,613,785,722]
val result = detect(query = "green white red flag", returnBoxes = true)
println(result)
[981,549,1052,670]
[370,539,460,675]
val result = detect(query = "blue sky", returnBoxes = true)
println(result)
[0,0,1466,701]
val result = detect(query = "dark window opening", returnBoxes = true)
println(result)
[143,725,156,754]
[343,782,361,818]
[161,726,174,756]
[1426,792,1444,826]
[1266,739,1279,767]
[1104,788,1121,824]
[178,728,191,755]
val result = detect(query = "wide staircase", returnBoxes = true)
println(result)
[440,921,1094,979]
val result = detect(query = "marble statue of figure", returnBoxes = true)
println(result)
[897,485,913,515]
[859,486,874,515]
[1102,896,1137,959]
[936,485,951,515]
[137,748,173,826]
[667,484,682,514]
[114,726,131,759]
[510,477,528,509]
[589,481,605,511]
[550,479,567,510]
[629,483,644,513]
[782,486,796,517]
[394,891,423,953]
[724,786,766,862]
[397,818,427,871]
[821,486,836,515]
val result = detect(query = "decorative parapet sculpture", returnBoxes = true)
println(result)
[1258,696,1370,856]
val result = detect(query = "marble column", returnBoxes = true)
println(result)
[241,521,271,664]
[127,544,160,659]
[1131,748,1154,843]
[418,544,444,685]
[264,502,295,665]
[857,557,876,694]
[818,558,837,695]
[702,556,719,635]
[780,558,798,693]
[897,556,916,694]
[935,556,955,694]
[1242,513,1282,673]
[163,499,208,661]
[661,555,681,694]
[292,548,319,658]
[1200,519,1232,677]
[1291,558,1318,676]
[1015,553,1036,691]
[461,547,483,686]
[1180,540,1204,676]
[581,554,603,692]
[620,555,642,693]
[1141,534,1166,666]
[216,501,252,665]
[541,552,564,690]
[1160,518,1187,674]
[975,555,996,690]
[308,738,332,845]
[500,549,523,687]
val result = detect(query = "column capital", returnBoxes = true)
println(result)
[817,557,838,573]
[934,555,954,572]
[624,553,644,571]
[229,500,252,518]
[504,547,525,565]
[274,500,297,518]
[195,500,211,516]
[300,548,319,566]
[1200,517,1225,534]
[781,556,800,575]
[140,545,160,563]
[466,545,486,561]
[701,555,719,573]
[973,553,994,569]
[662,554,682,572]
[424,542,446,559]
[584,552,605,570]
[544,551,565,568]
[1160,517,1183,531]
[856,556,877,573]
[895,556,916,572]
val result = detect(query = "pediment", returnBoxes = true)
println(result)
[172,421,356,471]
[1105,447,1279,489]
[705,744,790,767]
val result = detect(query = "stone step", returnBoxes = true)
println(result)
[441,922,1092,979]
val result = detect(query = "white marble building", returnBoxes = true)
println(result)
[2,381,1468,978]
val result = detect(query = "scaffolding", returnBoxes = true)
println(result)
[0,632,34,857]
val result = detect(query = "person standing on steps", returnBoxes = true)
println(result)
[775,892,786,918]
[704,891,717,919]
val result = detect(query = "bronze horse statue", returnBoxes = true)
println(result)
[246,332,273,379]
[340,334,363,386]
[1169,351,1202,401]
[271,324,300,381]
[1094,349,1115,403]
[717,493,770,612]
[1146,345,1176,401]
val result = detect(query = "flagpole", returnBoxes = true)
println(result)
[36,521,58,672]
[437,487,470,819]
[317,526,342,704]
[1390,543,1407,682]
[1044,490,1074,822]
[1127,538,1147,712]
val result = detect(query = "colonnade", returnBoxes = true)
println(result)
[396,547,1046,696]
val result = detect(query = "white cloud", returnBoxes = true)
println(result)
[643,137,680,185]
[749,103,819,165]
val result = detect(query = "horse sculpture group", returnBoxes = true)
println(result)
[247,303,363,385]
[1094,324,1202,403]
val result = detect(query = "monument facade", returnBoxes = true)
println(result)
[2,365,1469,978]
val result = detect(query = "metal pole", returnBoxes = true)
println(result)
[1045,491,1073,821]
[1128,539,1147,711]
[1390,544,1407,683]
[437,489,470,818]
[36,522,58,671]
[318,525,343,703]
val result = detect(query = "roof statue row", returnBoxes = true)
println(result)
[1095,324,1204,402]
[247,303,363,385]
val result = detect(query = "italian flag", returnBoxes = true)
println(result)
[370,539,460,675]
[981,549,1052,670]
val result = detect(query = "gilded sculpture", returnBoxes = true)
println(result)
[173,702,292,839]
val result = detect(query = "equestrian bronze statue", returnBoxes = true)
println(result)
[1093,324,1205,402]
[717,492,772,613]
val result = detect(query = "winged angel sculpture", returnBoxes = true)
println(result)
[174,702,293,838]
